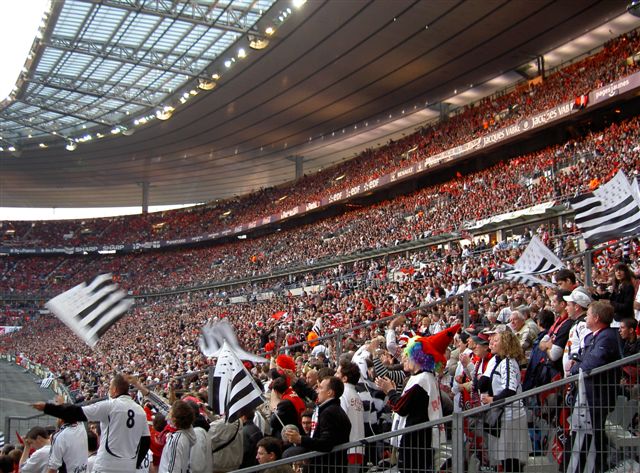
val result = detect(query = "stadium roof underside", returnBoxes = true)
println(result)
[0,0,635,208]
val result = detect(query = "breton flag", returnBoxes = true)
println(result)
[210,341,265,422]
[40,376,54,389]
[569,170,640,245]
[567,369,596,473]
[199,320,267,363]
[45,273,133,348]
[311,316,323,337]
[496,236,563,286]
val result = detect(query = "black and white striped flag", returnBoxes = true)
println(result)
[210,341,265,422]
[45,273,133,348]
[496,236,563,287]
[311,316,323,337]
[199,320,267,363]
[569,170,640,245]
[40,376,54,389]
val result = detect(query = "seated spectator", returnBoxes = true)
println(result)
[18,427,50,473]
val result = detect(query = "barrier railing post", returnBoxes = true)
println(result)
[463,291,470,328]
[451,411,465,473]
[335,329,343,360]
[584,248,593,288]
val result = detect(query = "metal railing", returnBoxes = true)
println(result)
[232,351,640,473]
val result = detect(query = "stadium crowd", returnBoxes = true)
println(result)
[2,29,640,250]
[1,111,639,296]
[2,28,640,473]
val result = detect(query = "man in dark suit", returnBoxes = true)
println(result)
[284,376,351,473]
[570,301,621,473]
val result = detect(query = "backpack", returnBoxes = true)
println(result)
[209,418,244,472]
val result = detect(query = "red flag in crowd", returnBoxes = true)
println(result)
[361,298,375,312]
[271,311,288,321]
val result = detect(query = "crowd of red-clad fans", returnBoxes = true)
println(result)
[4,30,640,473]
[1,112,638,296]
[2,29,640,251]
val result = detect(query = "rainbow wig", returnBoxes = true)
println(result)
[404,337,440,373]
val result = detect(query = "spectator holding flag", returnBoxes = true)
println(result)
[569,301,621,472]
[33,374,150,473]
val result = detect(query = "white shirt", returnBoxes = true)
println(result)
[82,395,150,472]
[562,315,589,377]
[158,428,196,473]
[340,383,365,457]
[489,358,525,421]
[20,445,51,473]
[49,423,88,473]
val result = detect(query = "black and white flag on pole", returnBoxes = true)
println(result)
[495,235,563,287]
[199,320,267,363]
[567,369,596,473]
[45,273,133,348]
[569,170,640,245]
[210,341,265,422]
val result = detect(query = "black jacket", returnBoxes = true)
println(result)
[300,398,351,473]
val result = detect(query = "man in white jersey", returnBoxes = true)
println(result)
[34,374,150,473]
[19,427,51,473]
[47,416,88,473]
[561,288,592,377]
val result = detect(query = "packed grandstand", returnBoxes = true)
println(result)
[2,18,640,473]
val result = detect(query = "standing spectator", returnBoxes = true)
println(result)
[34,374,151,472]
[283,377,351,473]
[606,263,635,327]
[336,360,365,469]
[158,401,196,473]
[619,318,640,357]
[239,407,263,469]
[375,326,457,472]
[562,289,592,377]
[480,326,529,473]
[569,301,621,473]
[18,427,50,473]
[48,414,88,473]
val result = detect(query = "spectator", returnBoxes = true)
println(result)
[239,407,263,469]
[619,318,640,358]
[569,301,621,473]
[480,325,529,473]
[18,427,50,473]
[283,377,351,473]
[375,326,457,472]
[34,374,151,473]
[48,414,88,473]
[336,360,365,469]
[256,437,293,473]
[158,401,196,473]
[562,289,592,377]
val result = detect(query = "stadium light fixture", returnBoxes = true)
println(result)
[292,0,306,8]
[156,106,174,121]
[65,141,77,151]
[198,78,216,90]
[265,26,275,36]
[237,48,247,59]
[249,35,269,50]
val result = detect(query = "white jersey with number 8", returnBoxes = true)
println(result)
[82,395,149,473]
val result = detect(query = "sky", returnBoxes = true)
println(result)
[0,0,48,101]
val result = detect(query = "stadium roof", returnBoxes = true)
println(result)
[0,0,635,208]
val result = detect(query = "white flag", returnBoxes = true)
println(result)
[210,341,265,422]
[199,320,266,363]
[570,170,640,245]
[45,273,133,348]
[495,236,563,286]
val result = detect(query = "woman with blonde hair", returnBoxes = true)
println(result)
[479,325,529,472]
